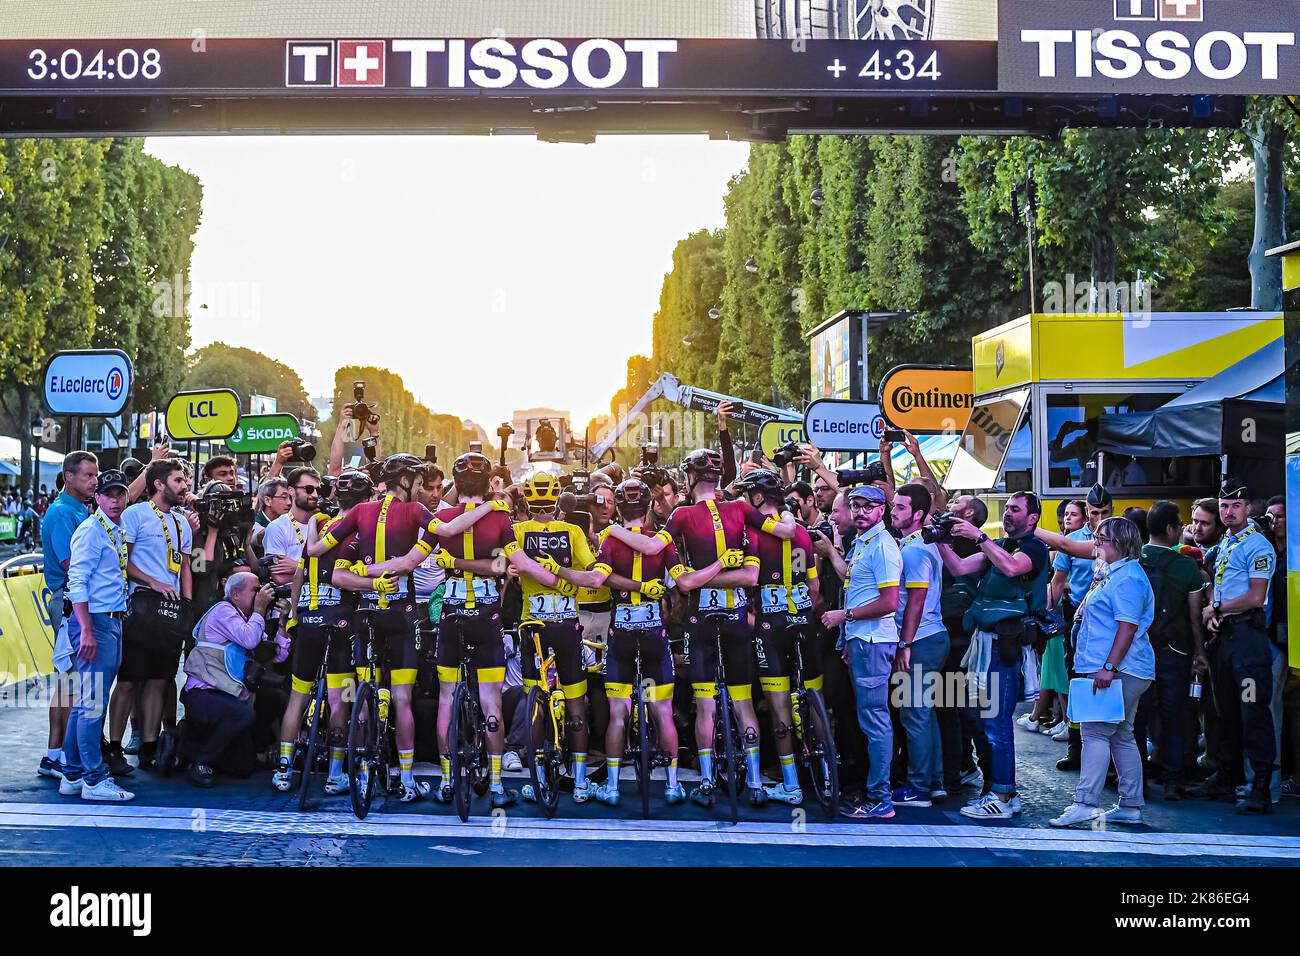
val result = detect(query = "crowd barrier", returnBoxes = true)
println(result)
[0,556,55,686]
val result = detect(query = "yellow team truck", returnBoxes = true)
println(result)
[943,310,1282,532]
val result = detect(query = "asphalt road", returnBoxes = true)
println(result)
[1,686,1297,868]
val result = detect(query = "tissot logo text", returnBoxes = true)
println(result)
[1022,27,1294,81]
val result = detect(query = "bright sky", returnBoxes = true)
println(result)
[143,135,748,430]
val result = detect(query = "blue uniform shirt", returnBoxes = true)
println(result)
[65,509,129,613]
[1074,557,1155,680]
[40,491,88,592]
[1212,524,1275,606]
[843,521,902,645]
[1053,525,1101,603]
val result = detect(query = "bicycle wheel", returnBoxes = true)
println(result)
[635,691,652,820]
[297,679,328,812]
[799,688,841,819]
[448,682,475,822]
[717,688,741,825]
[525,685,561,818]
[347,682,379,820]
[470,697,490,798]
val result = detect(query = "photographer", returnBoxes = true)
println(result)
[176,572,288,787]
[937,491,1051,821]
[191,480,255,614]
[785,480,819,527]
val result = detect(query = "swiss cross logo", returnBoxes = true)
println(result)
[338,40,386,86]
[1160,0,1203,21]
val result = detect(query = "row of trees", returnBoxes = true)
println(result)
[633,121,1299,448]
[185,343,314,423]
[0,138,202,487]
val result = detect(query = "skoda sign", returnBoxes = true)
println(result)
[226,414,301,454]
[42,349,133,416]
[803,399,886,453]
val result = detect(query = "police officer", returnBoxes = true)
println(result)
[821,484,902,820]
[1193,478,1276,814]
[57,471,134,803]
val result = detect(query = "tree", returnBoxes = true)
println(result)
[185,343,312,421]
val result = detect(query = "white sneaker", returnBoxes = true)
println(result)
[572,779,597,804]
[960,792,1020,820]
[1049,803,1100,828]
[503,751,523,773]
[765,782,804,805]
[1104,804,1143,825]
[1050,722,1071,742]
[81,778,135,802]
[58,776,84,796]
[1015,714,1043,733]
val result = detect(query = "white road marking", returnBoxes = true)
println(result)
[0,801,1297,860]
[430,844,481,856]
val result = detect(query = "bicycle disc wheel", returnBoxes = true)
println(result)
[717,688,741,825]
[800,688,840,819]
[449,682,474,822]
[297,679,328,812]
[635,692,651,820]
[347,682,378,820]
[525,686,561,818]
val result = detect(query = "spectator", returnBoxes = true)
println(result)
[1123,506,1149,544]
[1050,516,1155,828]
[938,492,1051,821]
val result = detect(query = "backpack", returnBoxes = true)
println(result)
[1139,548,1190,653]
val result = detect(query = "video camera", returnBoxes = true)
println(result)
[196,486,255,532]
[835,461,888,487]
[637,441,670,487]
[920,512,961,546]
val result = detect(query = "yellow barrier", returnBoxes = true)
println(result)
[0,571,55,686]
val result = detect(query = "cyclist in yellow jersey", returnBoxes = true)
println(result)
[503,472,601,804]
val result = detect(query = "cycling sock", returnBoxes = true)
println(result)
[698,749,714,784]
[780,753,798,790]
[48,748,62,762]
[440,755,451,783]
[667,758,679,788]
[398,749,414,786]
[573,753,588,786]
[745,746,761,787]
[278,741,294,765]
[606,757,621,792]
[489,754,503,793]
[329,748,345,779]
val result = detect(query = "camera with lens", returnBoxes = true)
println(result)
[196,485,255,532]
[808,518,834,544]
[637,442,669,487]
[253,554,293,602]
[242,643,287,692]
[286,438,316,463]
[772,441,801,470]
[920,512,961,545]
[835,461,888,487]
[348,381,379,427]
[497,421,515,444]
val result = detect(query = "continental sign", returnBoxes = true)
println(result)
[878,366,974,434]
[165,389,241,441]
[226,414,301,454]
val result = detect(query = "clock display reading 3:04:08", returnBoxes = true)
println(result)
[27,48,163,82]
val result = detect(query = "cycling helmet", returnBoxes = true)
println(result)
[614,478,651,518]
[377,453,426,485]
[521,472,562,511]
[680,448,723,485]
[335,469,374,505]
[734,468,786,505]
[452,452,492,496]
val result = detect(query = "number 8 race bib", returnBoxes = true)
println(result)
[614,602,662,629]
[697,587,746,611]
[760,584,812,614]
[530,593,577,621]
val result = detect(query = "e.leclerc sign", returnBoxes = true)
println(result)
[165,389,241,441]
[42,349,133,417]
[226,414,301,454]
[803,399,886,453]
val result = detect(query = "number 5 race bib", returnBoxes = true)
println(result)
[760,584,812,614]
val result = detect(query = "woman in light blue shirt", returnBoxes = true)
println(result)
[1050,517,1154,829]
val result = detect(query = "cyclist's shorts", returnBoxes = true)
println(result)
[755,612,822,694]
[605,626,674,702]
[520,619,586,700]
[354,600,419,687]
[436,604,506,685]
[290,616,356,695]
[682,608,756,701]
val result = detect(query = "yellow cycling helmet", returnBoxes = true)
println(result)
[521,472,562,510]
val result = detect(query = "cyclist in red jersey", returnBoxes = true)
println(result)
[306,454,498,802]
[735,469,822,806]
[562,479,738,807]
[607,448,797,807]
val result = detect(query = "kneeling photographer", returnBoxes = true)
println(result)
[169,572,289,787]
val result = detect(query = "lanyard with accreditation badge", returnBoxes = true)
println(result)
[95,512,128,582]
[149,500,184,574]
